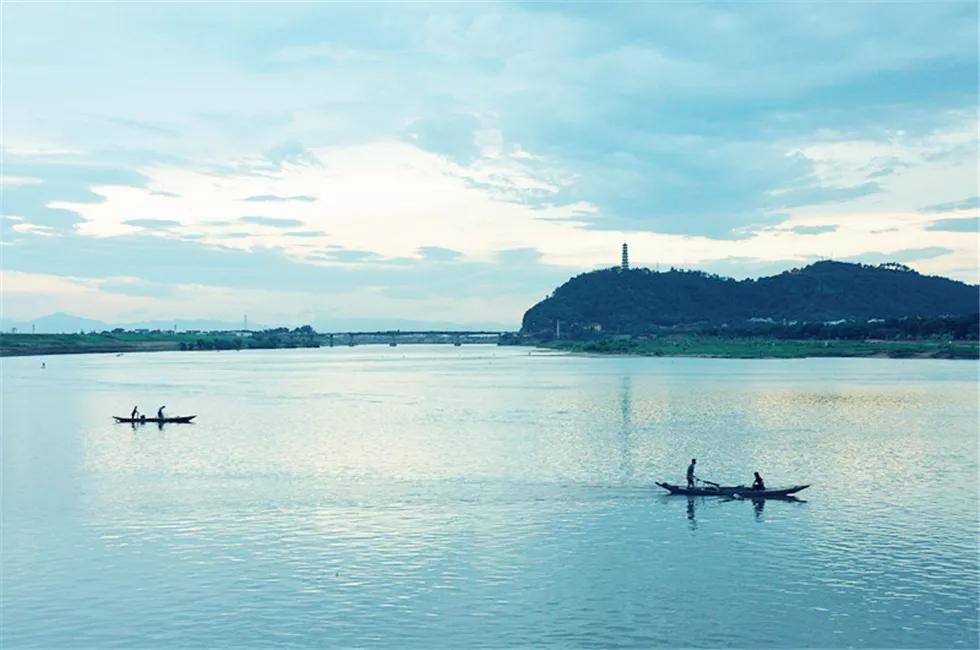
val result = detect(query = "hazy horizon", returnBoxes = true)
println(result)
[0,311,518,334]
[4,255,978,333]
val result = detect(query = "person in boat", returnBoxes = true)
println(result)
[131,405,139,419]
[687,458,697,488]
[751,472,765,491]
[157,405,166,419]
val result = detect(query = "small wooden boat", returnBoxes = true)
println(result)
[655,482,809,498]
[113,415,196,424]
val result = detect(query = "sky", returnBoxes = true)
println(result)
[2,1,977,329]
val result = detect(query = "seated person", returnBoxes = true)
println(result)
[752,472,765,490]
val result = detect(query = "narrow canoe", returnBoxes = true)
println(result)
[655,482,809,498]
[113,415,196,423]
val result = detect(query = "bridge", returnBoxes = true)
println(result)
[320,330,510,347]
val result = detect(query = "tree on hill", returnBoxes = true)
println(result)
[520,261,979,339]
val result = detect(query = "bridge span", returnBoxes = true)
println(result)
[321,331,510,347]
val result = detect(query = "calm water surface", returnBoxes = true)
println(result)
[2,346,977,648]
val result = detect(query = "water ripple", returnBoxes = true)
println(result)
[2,349,977,647]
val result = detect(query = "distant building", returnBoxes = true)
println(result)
[621,243,629,270]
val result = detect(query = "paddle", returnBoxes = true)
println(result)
[699,478,721,488]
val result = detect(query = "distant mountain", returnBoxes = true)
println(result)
[0,312,107,334]
[125,319,259,332]
[0,313,260,334]
[520,261,980,337]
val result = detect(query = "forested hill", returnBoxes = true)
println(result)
[520,261,979,337]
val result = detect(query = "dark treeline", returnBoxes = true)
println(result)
[504,314,979,345]
[520,314,978,342]
[521,261,979,340]
[710,314,979,341]
[177,326,319,351]
[69,326,323,352]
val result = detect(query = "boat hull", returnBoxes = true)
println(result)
[113,416,196,423]
[655,482,808,498]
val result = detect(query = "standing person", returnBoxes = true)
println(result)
[752,472,765,490]
[687,458,697,489]
[157,405,166,419]
[131,405,139,420]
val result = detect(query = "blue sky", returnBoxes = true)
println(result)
[2,2,977,328]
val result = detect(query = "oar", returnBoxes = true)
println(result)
[700,478,721,488]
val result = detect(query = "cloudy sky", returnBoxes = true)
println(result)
[2,2,977,328]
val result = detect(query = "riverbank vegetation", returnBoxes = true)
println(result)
[0,326,496,357]
[544,336,978,359]
[0,327,320,357]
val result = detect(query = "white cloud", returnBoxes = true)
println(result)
[785,116,977,210]
[3,3,976,328]
[0,176,43,186]
[2,144,83,157]
[270,43,381,64]
[52,140,597,260]
[10,222,56,236]
[44,138,977,283]
[1,270,142,320]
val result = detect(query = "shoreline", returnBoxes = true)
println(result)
[0,332,315,358]
[539,336,979,360]
[3,337,977,360]
[0,333,501,358]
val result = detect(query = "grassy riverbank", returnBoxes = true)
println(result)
[4,331,976,359]
[0,331,319,357]
[545,336,979,359]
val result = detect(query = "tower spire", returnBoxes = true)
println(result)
[621,243,629,271]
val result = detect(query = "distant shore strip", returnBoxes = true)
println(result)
[2,331,976,359]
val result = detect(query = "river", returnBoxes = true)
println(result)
[2,346,977,647]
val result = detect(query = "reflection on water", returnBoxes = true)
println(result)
[2,348,977,648]
[677,494,808,527]
[618,375,634,481]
